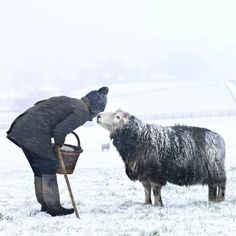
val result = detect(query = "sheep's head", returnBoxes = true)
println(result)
[97,109,130,134]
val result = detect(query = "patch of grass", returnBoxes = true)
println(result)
[0,213,13,222]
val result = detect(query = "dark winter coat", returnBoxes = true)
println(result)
[7,96,92,160]
[7,87,108,175]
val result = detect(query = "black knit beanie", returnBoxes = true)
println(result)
[82,87,109,117]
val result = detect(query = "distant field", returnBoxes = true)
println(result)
[2,81,235,129]
[105,81,236,117]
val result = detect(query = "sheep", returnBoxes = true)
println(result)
[97,109,226,206]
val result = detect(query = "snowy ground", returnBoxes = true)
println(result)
[0,115,236,236]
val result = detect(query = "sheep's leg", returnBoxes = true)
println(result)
[217,183,226,202]
[208,185,217,201]
[142,182,152,204]
[152,183,164,207]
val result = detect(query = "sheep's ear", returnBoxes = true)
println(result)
[98,87,109,95]
[124,112,130,118]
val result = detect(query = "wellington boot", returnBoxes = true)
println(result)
[42,174,74,216]
[34,175,47,211]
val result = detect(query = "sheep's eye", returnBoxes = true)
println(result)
[116,115,121,119]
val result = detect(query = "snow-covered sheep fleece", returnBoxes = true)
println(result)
[97,109,226,206]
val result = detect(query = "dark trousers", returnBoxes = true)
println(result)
[22,148,58,177]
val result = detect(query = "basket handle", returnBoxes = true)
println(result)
[71,131,81,148]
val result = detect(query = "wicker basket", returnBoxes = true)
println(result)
[54,132,83,175]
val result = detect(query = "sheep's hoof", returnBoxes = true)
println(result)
[154,202,164,207]
[144,201,152,205]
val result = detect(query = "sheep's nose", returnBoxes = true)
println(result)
[97,114,101,119]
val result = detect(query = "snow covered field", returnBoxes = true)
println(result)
[75,82,236,118]
[0,115,236,236]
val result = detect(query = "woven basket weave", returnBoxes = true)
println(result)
[54,132,83,175]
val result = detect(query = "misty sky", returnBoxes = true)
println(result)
[1,0,236,98]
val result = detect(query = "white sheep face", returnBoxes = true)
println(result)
[97,109,130,133]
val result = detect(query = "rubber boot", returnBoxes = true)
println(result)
[42,174,74,217]
[34,176,47,211]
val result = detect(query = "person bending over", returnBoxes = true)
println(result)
[7,87,109,216]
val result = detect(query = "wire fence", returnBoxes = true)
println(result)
[140,109,236,121]
[1,109,236,130]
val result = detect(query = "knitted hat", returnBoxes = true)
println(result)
[82,87,109,117]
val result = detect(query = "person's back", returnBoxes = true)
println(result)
[15,96,90,133]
